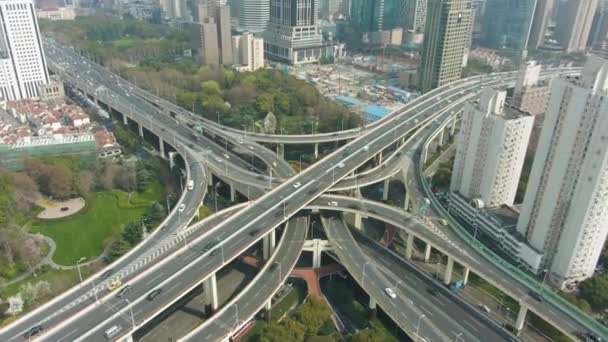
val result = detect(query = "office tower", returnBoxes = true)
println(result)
[590,0,608,49]
[198,1,233,65]
[512,61,551,115]
[419,0,473,92]
[516,57,608,288]
[0,0,49,100]
[451,89,534,207]
[406,0,428,33]
[232,32,265,71]
[350,0,407,33]
[238,0,270,33]
[320,0,345,20]
[263,0,324,65]
[529,0,554,49]
[479,0,537,57]
[555,0,599,52]
[160,0,186,18]
[200,18,220,64]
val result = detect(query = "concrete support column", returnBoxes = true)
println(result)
[424,243,432,262]
[463,267,470,285]
[368,297,377,319]
[405,234,414,260]
[229,183,236,202]
[312,243,322,269]
[204,273,219,312]
[437,129,445,146]
[450,117,457,137]
[265,299,272,322]
[515,305,528,334]
[159,137,165,157]
[263,229,276,260]
[421,148,428,165]
[314,143,319,159]
[138,123,144,137]
[382,178,390,201]
[354,212,362,230]
[443,256,454,285]
[404,190,410,211]
[276,144,284,159]
[122,113,128,125]
[376,151,383,165]
[168,152,177,169]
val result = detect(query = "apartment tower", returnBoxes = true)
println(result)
[555,0,599,52]
[238,0,270,33]
[516,57,608,288]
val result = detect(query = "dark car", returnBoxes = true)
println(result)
[210,248,219,257]
[269,261,280,272]
[202,243,214,253]
[584,333,603,342]
[528,291,543,302]
[116,285,132,298]
[99,269,114,280]
[426,288,439,296]
[23,325,44,339]
[147,288,162,300]
[248,229,260,237]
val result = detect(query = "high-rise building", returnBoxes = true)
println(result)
[237,0,270,33]
[198,1,233,65]
[555,0,599,52]
[478,0,536,57]
[516,57,608,288]
[451,89,534,208]
[200,18,220,64]
[0,0,49,100]
[350,0,407,34]
[528,0,554,49]
[263,0,324,65]
[419,0,473,92]
[232,31,265,71]
[405,0,428,33]
[512,60,551,115]
[590,0,608,50]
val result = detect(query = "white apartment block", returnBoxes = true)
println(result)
[512,60,551,115]
[232,32,264,71]
[451,88,534,208]
[516,56,608,288]
[0,0,49,100]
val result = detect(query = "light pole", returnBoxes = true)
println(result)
[541,268,549,286]
[76,257,86,283]
[415,313,426,342]
[125,299,136,329]
[454,332,464,341]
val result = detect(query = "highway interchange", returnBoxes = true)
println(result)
[0,39,602,342]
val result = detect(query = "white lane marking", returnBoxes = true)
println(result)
[55,328,78,342]
[166,282,182,294]
[421,306,434,318]
[462,320,479,333]
[145,273,165,286]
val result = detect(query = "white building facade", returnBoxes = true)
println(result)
[451,88,534,208]
[516,57,608,288]
[238,0,270,33]
[0,0,49,100]
[232,32,264,71]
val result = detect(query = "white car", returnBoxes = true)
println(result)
[248,145,254,150]
[363,145,369,152]
[337,162,345,169]
[292,182,301,189]
[223,153,230,159]
[237,139,244,144]
[216,158,223,163]
[328,201,338,207]
[178,204,186,212]
[384,287,397,299]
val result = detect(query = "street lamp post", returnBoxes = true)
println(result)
[76,257,87,283]
[415,313,426,342]
[125,299,136,329]
[454,332,464,341]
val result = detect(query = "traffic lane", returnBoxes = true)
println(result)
[358,240,511,342]
[187,217,307,341]
[322,216,446,342]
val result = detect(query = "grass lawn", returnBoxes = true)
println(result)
[30,181,163,265]
[270,283,307,322]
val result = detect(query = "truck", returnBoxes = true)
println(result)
[187,180,194,190]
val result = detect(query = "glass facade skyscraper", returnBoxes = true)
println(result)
[479,0,537,56]
[350,0,406,33]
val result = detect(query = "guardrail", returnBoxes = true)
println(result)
[417,94,608,337]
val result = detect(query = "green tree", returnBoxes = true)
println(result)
[104,238,131,262]
[143,202,165,226]
[295,297,332,336]
[201,80,222,96]
[122,222,143,246]
[256,92,275,114]
[579,274,608,310]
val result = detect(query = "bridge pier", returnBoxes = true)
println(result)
[450,117,457,137]
[229,183,236,202]
[375,151,383,165]
[159,137,165,158]
[122,113,128,125]
[405,234,414,260]
[443,256,454,285]
[138,123,144,138]
[263,229,276,260]
[382,178,390,201]
[368,297,377,320]
[276,143,284,159]
[204,273,219,313]
[169,152,177,169]
[264,299,272,322]
[515,305,528,334]
[421,148,428,165]
[314,143,319,159]
[424,243,432,262]
[463,267,470,285]
[437,129,445,146]
[404,190,410,211]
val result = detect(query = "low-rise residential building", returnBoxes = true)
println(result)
[38,79,65,103]
[95,130,122,159]
[37,6,76,20]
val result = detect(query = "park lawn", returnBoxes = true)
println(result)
[270,283,307,322]
[31,192,147,266]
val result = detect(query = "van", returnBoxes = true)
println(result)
[104,325,122,339]
[479,304,491,314]
[187,180,194,191]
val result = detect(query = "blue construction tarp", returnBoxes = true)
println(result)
[365,105,391,122]
[335,96,361,106]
